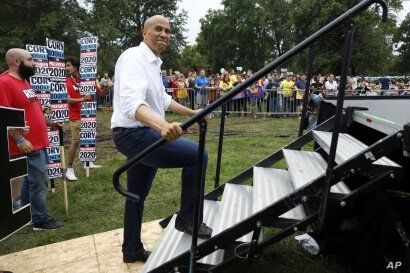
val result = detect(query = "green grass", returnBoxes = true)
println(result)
[0,110,344,272]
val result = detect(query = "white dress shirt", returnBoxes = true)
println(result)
[324,80,338,91]
[111,42,172,129]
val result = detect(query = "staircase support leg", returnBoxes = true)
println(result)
[318,19,355,238]
[189,119,208,273]
[298,47,315,137]
[247,221,263,265]
[215,103,227,189]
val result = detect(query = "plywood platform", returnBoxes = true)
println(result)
[0,220,164,273]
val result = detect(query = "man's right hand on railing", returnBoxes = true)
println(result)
[160,122,184,141]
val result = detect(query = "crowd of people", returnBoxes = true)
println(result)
[162,69,410,104]
[160,69,410,124]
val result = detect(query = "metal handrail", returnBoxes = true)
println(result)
[113,0,387,200]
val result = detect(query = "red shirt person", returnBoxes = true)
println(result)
[0,48,64,230]
[64,56,100,181]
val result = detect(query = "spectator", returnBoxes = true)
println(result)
[195,69,210,109]
[280,74,296,113]
[65,56,100,181]
[346,78,355,96]
[100,72,114,110]
[176,74,188,106]
[379,76,390,91]
[231,74,246,117]
[307,92,323,129]
[100,72,113,88]
[324,73,338,95]
[161,70,172,89]
[208,74,220,117]
[171,70,181,99]
[354,80,370,95]
[310,75,324,94]
[295,73,307,112]
[0,48,64,230]
[219,73,232,115]
[186,71,197,109]
[229,68,238,84]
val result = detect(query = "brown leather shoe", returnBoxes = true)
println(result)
[123,250,151,263]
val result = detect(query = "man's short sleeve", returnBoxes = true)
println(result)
[0,81,13,107]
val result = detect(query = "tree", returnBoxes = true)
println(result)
[85,0,187,74]
[395,13,410,73]
[178,45,208,73]
[292,0,402,76]
[197,0,295,72]
[0,0,87,70]
[197,0,403,75]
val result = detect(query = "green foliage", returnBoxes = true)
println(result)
[395,13,410,73]
[178,45,209,73]
[85,0,188,75]
[197,0,405,75]
[0,0,187,73]
[0,0,87,70]
[197,0,296,72]
[292,0,402,75]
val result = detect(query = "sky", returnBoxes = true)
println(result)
[178,0,223,45]
[179,0,410,45]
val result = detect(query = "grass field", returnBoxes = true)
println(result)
[0,110,344,273]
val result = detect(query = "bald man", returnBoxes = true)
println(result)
[0,48,64,231]
[111,15,212,263]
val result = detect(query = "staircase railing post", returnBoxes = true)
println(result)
[298,47,315,137]
[189,118,208,273]
[215,103,227,189]
[318,19,356,236]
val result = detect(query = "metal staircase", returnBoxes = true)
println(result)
[140,120,404,272]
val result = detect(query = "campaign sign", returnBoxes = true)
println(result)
[79,130,96,162]
[50,81,67,102]
[81,117,97,131]
[46,38,65,81]
[50,103,69,122]
[79,146,96,162]
[26,44,49,76]
[36,92,51,109]
[79,80,96,95]
[30,76,50,93]
[79,36,98,52]
[46,38,64,63]
[80,51,97,65]
[47,67,66,81]
[81,102,97,117]
[47,162,63,179]
[47,130,60,147]
[46,146,63,179]
[80,65,97,81]
[80,131,96,146]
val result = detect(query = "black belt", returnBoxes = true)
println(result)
[112,127,128,132]
[112,127,144,132]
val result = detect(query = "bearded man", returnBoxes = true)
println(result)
[0,48,64,231]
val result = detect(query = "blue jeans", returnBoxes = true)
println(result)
[308,114,319,130]
[113,127,208,255]
[20,149,50,224]
[269,93,279,113]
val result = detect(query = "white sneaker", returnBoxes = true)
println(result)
[85,162,102,169]
[65,167,78,181]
